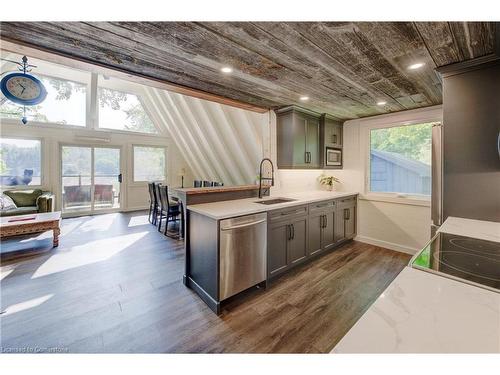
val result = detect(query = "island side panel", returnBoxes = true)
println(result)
[186,210,220,312]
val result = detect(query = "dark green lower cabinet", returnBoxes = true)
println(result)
[268,216,308,277]
[288,218,307,264]
[323,211,336,248]
[268,195,357,278]
[268,222,289,276]
[335,199,357,242]
[308,209,336,256]
[308,212,323,255]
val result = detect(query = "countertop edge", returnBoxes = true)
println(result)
[187,191,359,220]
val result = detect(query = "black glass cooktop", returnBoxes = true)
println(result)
[412,232,500,292]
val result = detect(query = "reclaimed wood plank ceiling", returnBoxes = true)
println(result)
[0,22,497,119]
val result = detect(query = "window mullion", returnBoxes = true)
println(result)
[88,73,98,130]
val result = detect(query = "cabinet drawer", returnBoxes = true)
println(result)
[308,200,335,213]
[268,205,308,222]
[337,195,357,206]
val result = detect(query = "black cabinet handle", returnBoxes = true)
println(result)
[333,134,337,144]
[320,215,324,228]
[118,173,123,183]
[287,224,291,241]
[291,224,295,240]
[305,151,308,163]
[325,215,328,228]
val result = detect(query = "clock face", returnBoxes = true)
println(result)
[0,73,47,106]
[6,76,41,100]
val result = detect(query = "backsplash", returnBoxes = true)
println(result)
[272,169,352,195]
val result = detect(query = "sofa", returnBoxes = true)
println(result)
[0,189,55,217]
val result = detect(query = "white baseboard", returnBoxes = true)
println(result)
[355,235,418,255]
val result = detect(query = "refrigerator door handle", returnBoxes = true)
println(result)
[431,123,443,236]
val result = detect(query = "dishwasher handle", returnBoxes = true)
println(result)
[220,218,267,231]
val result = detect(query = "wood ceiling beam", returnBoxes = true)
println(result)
[0,38,270,114]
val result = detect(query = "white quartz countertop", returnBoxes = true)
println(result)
[438,216,500,242]
[187,190,358,220]
[332,267,500,353]
[332,216,500,353]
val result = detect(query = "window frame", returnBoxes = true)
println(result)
[360,108,442,207]
[1,52,165,137]
[0,72,90,129]
[96,85,159,135]
[0,135,44,190]
[131,144,168,184]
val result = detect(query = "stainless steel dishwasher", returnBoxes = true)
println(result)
[219,212,267,300]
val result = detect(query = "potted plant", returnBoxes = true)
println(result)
[318,173,340,191]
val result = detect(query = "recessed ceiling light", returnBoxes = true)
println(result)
[221,67,233,73]
[408,62,425,70]
[299,96,309,101]
[377,101,387,106]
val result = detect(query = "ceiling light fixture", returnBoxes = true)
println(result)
[377,101,387,106]
[221,67,233,73]
[299,96,309,101]
[408,62,425,70]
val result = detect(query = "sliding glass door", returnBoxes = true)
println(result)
[61,145,122,214]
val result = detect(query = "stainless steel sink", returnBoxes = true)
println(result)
[254,198,297,205]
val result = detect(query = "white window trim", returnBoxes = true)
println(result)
[359,105,442,206]
[131,144,168,185]
[0,135,45,190]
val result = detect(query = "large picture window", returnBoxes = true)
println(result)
[0,75,87,126]
[0,138,42,187]
[133,146,166,182]
[369,122,436,197]
[98,84,157,134]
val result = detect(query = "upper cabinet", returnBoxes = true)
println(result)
[276,107,343,170]
[276,107,320,169]
[321,114,343,148]
[320,114,344,169]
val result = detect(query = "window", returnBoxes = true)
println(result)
[133,146,166,182]
[369,122,436,196]
[97,74,157,134]
[0,138,42,187]
[0,51,88,126]
[0,75,87,126]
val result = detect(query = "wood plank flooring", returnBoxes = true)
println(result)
[1,211,410,353]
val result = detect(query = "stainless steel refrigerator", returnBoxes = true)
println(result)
[432,59,500,236]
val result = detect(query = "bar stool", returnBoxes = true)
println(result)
[158,185,181,237]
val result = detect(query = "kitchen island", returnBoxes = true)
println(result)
[332,217,500,353]
[184,190,359,313]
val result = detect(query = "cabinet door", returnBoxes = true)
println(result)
[323,117,342,147]
[268,223,289,276]
[288,218,307,265]
[292,113,308,167]
[335,209,346,242]
[306,116,320,168]
[322,210,336,249]
[344,203,356,239]
[308,212,323,256]
[331,124,343,147]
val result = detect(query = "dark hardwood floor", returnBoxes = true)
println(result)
[0,211,410,353]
